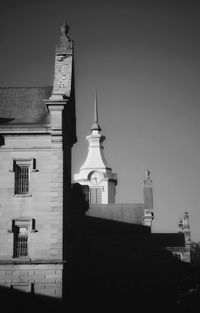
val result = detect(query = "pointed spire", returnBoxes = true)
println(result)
[91,91,101,131]
[94,91,98,123]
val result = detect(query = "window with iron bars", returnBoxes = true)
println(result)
[14,226,28,258]
[15,165,30,195]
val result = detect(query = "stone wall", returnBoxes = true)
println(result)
[0,132,64,298]
[0,264,62,297]
[0,134,63,260]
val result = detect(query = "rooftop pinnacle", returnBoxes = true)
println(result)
[60,20,70,42]
[91,92,101,132]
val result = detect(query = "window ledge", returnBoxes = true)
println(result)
[12,258,31,263]
[13,194,32,198]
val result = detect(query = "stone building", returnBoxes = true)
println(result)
[0,20,192,310]
[0,21,76,298]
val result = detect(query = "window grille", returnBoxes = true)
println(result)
[15,165,29,194]
[14,227,28,258]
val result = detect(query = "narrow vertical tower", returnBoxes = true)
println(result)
[51,21,73,100]
[45,21,74,144]
[143,169,154,227]
[177,212,191,262]
[43,21,75,296]
[178,218,184,233]
[183,212,191,262]
[183,211,191,262]
[74,95,117,204]
[183,212,191,243]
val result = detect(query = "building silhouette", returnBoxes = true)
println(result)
[74,94,191,262]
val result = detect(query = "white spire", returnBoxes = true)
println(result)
[91,91,101,131]
[74,93,117,204]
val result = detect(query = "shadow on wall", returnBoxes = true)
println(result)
[0,134,4,146]
[0,183,199,313]
[0,285,63,313]
[64,183,198,313]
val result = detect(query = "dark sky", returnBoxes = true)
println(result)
[1,0,200,241]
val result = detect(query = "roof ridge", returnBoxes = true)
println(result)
[0,86,52,89]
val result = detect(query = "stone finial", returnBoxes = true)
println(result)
[183,212,190,230]
[144,169,152,187]
[145,169,151,180]
[60,20,70,42]
[178,218,183,233]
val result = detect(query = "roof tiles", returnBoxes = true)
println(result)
[0,87,52,125]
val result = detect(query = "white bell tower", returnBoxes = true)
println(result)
[74,94,117,204]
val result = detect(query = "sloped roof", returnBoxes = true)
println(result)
[84,216,150,235]
[0,87,52,125]
[88,203,144,225]
[152,233,185,248]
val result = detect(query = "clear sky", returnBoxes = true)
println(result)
[0,0,200,241]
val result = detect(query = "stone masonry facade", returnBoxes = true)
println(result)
[0,130,64,297]
[0,21,75,299]
[0,264,62,297]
